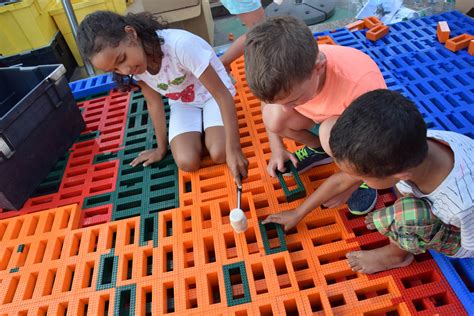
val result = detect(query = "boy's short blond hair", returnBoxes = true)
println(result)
[244,16,318,103]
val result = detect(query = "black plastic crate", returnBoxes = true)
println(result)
[0,65,85,210]
[0,32,77,79]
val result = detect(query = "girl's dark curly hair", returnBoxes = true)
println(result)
[77,10,166,91]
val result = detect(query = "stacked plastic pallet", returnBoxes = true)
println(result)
[0,11,472,315]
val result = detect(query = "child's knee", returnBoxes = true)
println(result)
[208,144,226,164]
[175,154,201,172]
[319,116,339,156]
[262,104,286,134]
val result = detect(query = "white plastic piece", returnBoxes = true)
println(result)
[230,208,248,233]
[273,0,283,5]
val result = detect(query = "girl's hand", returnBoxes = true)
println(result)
[226,147,249,187]
[130,148,167,167]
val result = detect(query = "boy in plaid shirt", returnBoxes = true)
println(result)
[264,89,473,274]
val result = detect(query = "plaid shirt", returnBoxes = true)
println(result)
[372,196,461,256]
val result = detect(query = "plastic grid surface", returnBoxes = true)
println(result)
[0,11,472,315]
[0,90,130,223]
[83,91,180,223]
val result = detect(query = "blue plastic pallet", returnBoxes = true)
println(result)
[431,250,474,315]
[314,11,474,137]
[68,73,115,99]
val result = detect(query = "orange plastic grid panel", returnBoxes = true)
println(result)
[0,198,466,315]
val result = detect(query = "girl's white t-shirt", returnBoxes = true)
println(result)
[134,29,235,105]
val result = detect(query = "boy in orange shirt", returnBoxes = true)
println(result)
[244,16,386,214]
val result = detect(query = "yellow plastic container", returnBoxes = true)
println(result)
[0,0,58,56]
[48,0,126,65]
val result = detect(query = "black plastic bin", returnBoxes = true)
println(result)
[0,65,85,210]
[0,32,77,79]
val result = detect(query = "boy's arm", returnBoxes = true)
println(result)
[199,64,249,186]
[262,102,299,177]
[266,126,299,177]
[219,35,246,71]
[267,128,285,151]
[130,81,168,167]
[263,171,361,231]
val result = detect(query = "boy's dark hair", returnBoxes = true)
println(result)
[77,11,166,91]
[244,16,318,103]
[330,89,428,177]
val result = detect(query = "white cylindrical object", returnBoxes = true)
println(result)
[230,208,248,233]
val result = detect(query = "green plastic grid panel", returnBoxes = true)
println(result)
[111,154,178,220]
[93,152,119,164]
[84,91,179,222]
[258,220,288,255]
[223,261,252,307]
[76,130,100,142]
[30,152,70,197]
[96,250,118,291]
[114,284,136,316]
[83,193,113,209]
[29,130,98,198]
[86,148,178,221]
[276,161,306,202]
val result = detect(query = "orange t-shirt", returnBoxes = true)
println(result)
[295,45,387,123]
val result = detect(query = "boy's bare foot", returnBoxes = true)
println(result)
[364,212,376,230]
[346,243,414,274]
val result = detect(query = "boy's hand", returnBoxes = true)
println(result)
[262,209,305,231]
[227,147,249,187]
[267,149,299,177]
[130,148,167,167]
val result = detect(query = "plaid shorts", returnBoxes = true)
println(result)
[372,195,461,256]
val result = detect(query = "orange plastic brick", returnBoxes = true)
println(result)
[445,33,474,52]
[366,25,390,41]
[345,20,366,32]
[363,16,383,29]
[469,39,474,55]
[316,35,336,45]
[437,21,451,43]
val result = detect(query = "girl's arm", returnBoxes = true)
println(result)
[130,81,168,167]
[199,65,248,185]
